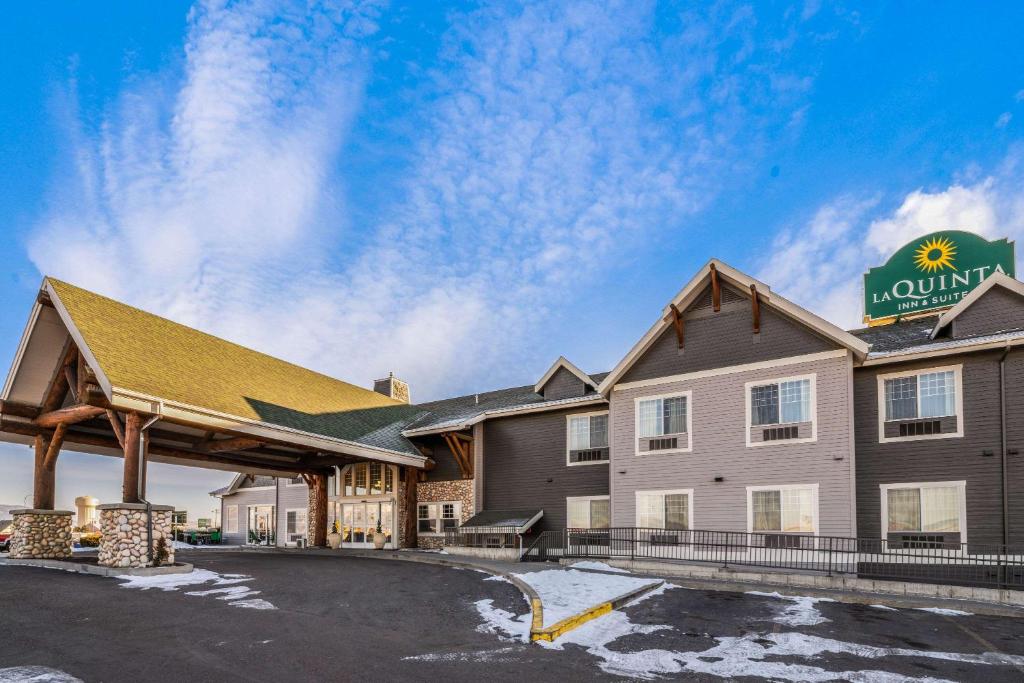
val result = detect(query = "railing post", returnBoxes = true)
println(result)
[630,528,635,562]
[826,536,833,577]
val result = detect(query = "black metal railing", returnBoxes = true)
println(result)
[444,526,522,553]
[520,527,1024,590]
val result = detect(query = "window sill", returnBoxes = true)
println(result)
[878,431,963,444]
[634,447,693,456]
[567,459,611,467]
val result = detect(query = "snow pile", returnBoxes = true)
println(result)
[0,666,83,682]
[746,591,835,626]
[570,561,631,574]
[915,607,973,617]
[512,568,661,628]
[869,604,899,611]
[473,599,532,642]
[117,568,276,610]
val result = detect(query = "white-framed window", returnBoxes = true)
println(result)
[287,475,305,487]
[418,502,461,535]
[340,462,397,497]
[634,391,693,455]
[876,365,964,442]
[567,496,610,529]
[745,374,817,447]
[566,411,610,465]
[880,481,966,542]
[286,508,308,540]
[225,505,239,534]
[746,484,818,534]
[635,489,693,530]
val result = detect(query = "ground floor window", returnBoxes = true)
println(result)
[418,502,460,535]
[881,481,965,539]
[285,509,307,544]
[247,505,276,545]
[341,501,395,545]
[747,484,817,534]
[225,505,238,533]
[567,496,610,529]
[635,490,691,530]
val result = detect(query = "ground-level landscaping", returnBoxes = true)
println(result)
[4,551,1024,681]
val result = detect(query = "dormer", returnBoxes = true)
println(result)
[534,357,597,400]
[930,273,1024,340]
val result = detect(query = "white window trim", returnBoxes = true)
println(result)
[284,507,308,545]
[876,364,964,443]
[633,390,693,456]
[565,410,611,467]
[286,477,306,487]
[224,505,239,534]
[634,488,694,530]
[567,495,610,528]
[417,501,461,537]
[745,483,820,536]
[744,373,818,448]
[879,480,967,543]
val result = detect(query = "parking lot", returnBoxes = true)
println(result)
[3,551,1024,681]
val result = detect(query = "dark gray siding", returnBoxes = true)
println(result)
[953,287,1024,338]
[417,435,465,482]
[621,288,837,384]
[1005,350,1024,549]
[853,351,1023,547]
[541,367,587,400]
[483,407,609,534]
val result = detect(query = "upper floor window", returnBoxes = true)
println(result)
[745,375,816,446]
[567,412,609,465]
[635,391,692,454]
[341,462,396,496]
[877,365,963,442]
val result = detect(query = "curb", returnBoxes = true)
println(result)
[529,579,665,642]
[0,557,194,577]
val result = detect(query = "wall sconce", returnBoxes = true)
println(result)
[714,476,724,483]
[982,450,995,457]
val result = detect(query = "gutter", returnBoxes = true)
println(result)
[400,395,607,438]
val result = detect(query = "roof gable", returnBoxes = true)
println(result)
[534,356,595,398]
[598,259,869,393]
[931,273,1024,339]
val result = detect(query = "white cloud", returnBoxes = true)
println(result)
[28,1,829,400]
[760,150,1024,328]
[996,112,1013,128]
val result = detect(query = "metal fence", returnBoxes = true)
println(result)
[444,526,522,553]
[520,527,1024,590]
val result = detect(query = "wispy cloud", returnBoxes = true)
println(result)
[759,149,1024,328]
[29,0,830,400]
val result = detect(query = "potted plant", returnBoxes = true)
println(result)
[327,520,342,549]
[373,518,387,549]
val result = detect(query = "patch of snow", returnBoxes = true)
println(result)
[570,561,631,574]
[474,599,531,642]
[915,607,973,616]
[746,590,835,626]
[117,567,276,610]
[403,646,521,663]
[116,568,224,591]
[185,586,255,598]
[0,667,84,683]
[870,604,899,611]
[483,575,512,584]
[512,568,660,628]
[172,542,243,550]
[400,548,448,554]
[231,598,277,610]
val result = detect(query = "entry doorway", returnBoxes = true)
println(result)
[247,505,276,545]
[341,501,394,548]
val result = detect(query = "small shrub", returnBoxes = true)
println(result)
[153,536,170,566]
[78,533,101,548]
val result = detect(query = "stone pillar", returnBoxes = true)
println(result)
[9,509,73,559]
[97,503,175,568]
[307,473,328,548]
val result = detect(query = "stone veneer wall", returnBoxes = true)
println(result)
[98,503,175,568]
[416,479,475,549]
[397,480,409,548]
[9,509,72,559]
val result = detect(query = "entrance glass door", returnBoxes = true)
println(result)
[341,501,394,547]
[247,506,276,545]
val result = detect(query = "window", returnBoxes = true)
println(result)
[636,490,691,530]
[567,496,610,529]
[882,481,965,539]
[567,412,610,464]
[225,505,239,534]
[747,485,817,534]
[286,509,307,539]
[340,463,397,497]
[287,475,304,486]
[635,391,692,454]
[418,502,461,535]
[746,375,816,446]
[877,366,963,442]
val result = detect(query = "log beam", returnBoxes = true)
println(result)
[106,410,126,449]
[750,283,761,334]
[43,423,67,470]
[41,343,77,414]
[442,432,474,479]
[205,437,265,453]
[34,404,105,429]
[0,400,40,419]
[709,262,721,313]
[669,303,685,349]
[122,412,142,503]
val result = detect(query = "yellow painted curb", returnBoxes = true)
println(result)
[531,600,614,642]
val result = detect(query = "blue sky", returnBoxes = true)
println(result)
[1,0,1023,519]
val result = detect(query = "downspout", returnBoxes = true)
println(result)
[138,410,161,565]
[999,344,1013,548]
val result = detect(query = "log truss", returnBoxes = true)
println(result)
[442,431,474,479]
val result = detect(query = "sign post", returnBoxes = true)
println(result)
[863,230,1015,325]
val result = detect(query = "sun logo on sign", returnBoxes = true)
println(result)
[914,236,958,272]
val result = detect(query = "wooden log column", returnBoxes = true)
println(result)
[32,434,55,510]
[304,472,328,547]
[122,412,143,503]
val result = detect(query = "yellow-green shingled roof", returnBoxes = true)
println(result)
[46,278,422,452]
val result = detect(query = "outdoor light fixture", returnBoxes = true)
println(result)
[714,476,724,482]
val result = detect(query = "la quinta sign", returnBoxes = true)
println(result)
[863,230,1015,324]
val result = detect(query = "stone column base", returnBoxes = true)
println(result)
[9,509,73,559]
[97,503,175,568]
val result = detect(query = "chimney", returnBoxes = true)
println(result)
[374,372,410,404]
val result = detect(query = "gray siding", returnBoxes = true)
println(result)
[277,481,309,545]
[418,435,465,482]
[611,352,856,536]
[483,406,610,534]
[621,292,837,384]
[220,486,276,545]
[854,351,1022,547]
[541,367,587,400]
[953,287,1024,338]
